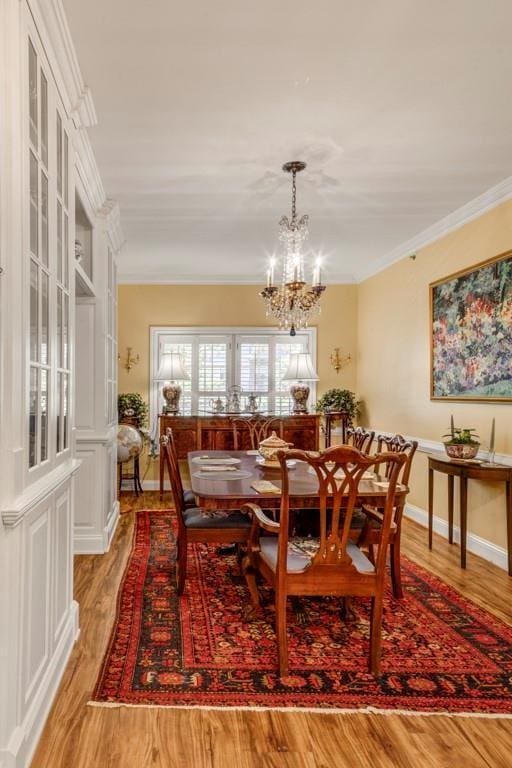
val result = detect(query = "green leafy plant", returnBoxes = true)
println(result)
[315,388,360,420]
[443,426,480,445]
[118,393,148,429]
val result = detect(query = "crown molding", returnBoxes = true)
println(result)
[28,1,111,222]
[356,176,512,282]
[98,199,125,254]
[74,128,107,215]
[27,0,97,128]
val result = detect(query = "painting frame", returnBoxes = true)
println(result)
[430,249,512,402]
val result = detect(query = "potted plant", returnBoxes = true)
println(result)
[443,423,480,460]
[315,388,360,423]
[118,393,148,429]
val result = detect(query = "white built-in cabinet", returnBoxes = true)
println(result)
[0,2,122,766]
[73,191,120,554]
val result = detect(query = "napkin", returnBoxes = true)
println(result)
[251,480,281,494]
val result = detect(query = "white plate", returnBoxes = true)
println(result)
[191,456,241,465]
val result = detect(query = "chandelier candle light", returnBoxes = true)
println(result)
[155,351,190,415]
[260,161,326,336]
[281,351,319,414]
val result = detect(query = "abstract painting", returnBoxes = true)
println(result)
[430,251,512,401]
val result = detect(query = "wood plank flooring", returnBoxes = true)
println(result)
[31,490,512,768]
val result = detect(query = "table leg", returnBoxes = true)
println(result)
[428,467,434,550]
[448,475,454,544]
[159,445,164,500]
[460,475,468,569]
[506,480,512,577]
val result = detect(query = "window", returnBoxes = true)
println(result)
[28,40,51,467]
[150,327,316,420]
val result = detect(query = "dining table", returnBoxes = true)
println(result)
[187,449,408,511]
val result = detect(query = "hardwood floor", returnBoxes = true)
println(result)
[31,490,512,768]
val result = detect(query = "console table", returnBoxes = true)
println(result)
[427,453,512,576]
[159,413,320,495]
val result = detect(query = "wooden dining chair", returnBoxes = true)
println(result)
[161,429,251,594]
[346,426,375,454]
[242,445,406,677]
[163,428,197,509]
[358,433,418,599]
[231,416,284,450]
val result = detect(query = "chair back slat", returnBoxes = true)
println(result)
[277,446,406,576]
[231,416,284,450]
[376,433,418,486]
[346,426,375,454]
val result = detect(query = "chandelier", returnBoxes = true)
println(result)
[260,161,326,336]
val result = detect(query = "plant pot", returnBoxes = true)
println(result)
[444,443,480,460]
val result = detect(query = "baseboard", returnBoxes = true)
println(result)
[142,480,167,491]
[73,531,106,554]
[2,600,79,768]
[405,502,508,571]
[73,503,120,554]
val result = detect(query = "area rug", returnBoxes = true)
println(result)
[91,510,512,715]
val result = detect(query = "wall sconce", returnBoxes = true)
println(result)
[330,347,351,374]
[119,346,140,373]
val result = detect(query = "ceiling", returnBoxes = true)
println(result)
[63,0,512,284]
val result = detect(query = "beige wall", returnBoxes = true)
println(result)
[357,199,512,550]
[118,284,358,479]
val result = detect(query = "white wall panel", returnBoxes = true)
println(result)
[53,487,71,643]
[73,447,98,531]
[75,303,96,430]
[23,502,50,710]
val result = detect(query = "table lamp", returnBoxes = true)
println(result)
[155,351,190,414]
[281,352,319,414]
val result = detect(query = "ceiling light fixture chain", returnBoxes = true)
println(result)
[260,160,325,336]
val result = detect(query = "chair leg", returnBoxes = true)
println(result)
[241,558,260,607]
[275,590,288,677]
[390,538,404,599]
[369,595,384,676]
[176,538,187,595]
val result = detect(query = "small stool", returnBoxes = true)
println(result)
[118,455,144,496]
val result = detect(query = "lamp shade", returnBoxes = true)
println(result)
[155,351,190,381]
[281,352,319,382]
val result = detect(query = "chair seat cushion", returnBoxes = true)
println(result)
[183,489,196,507]
[259,537,375,574]
[183,507,251,529]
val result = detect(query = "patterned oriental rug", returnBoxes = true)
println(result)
[91,510,512,715]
